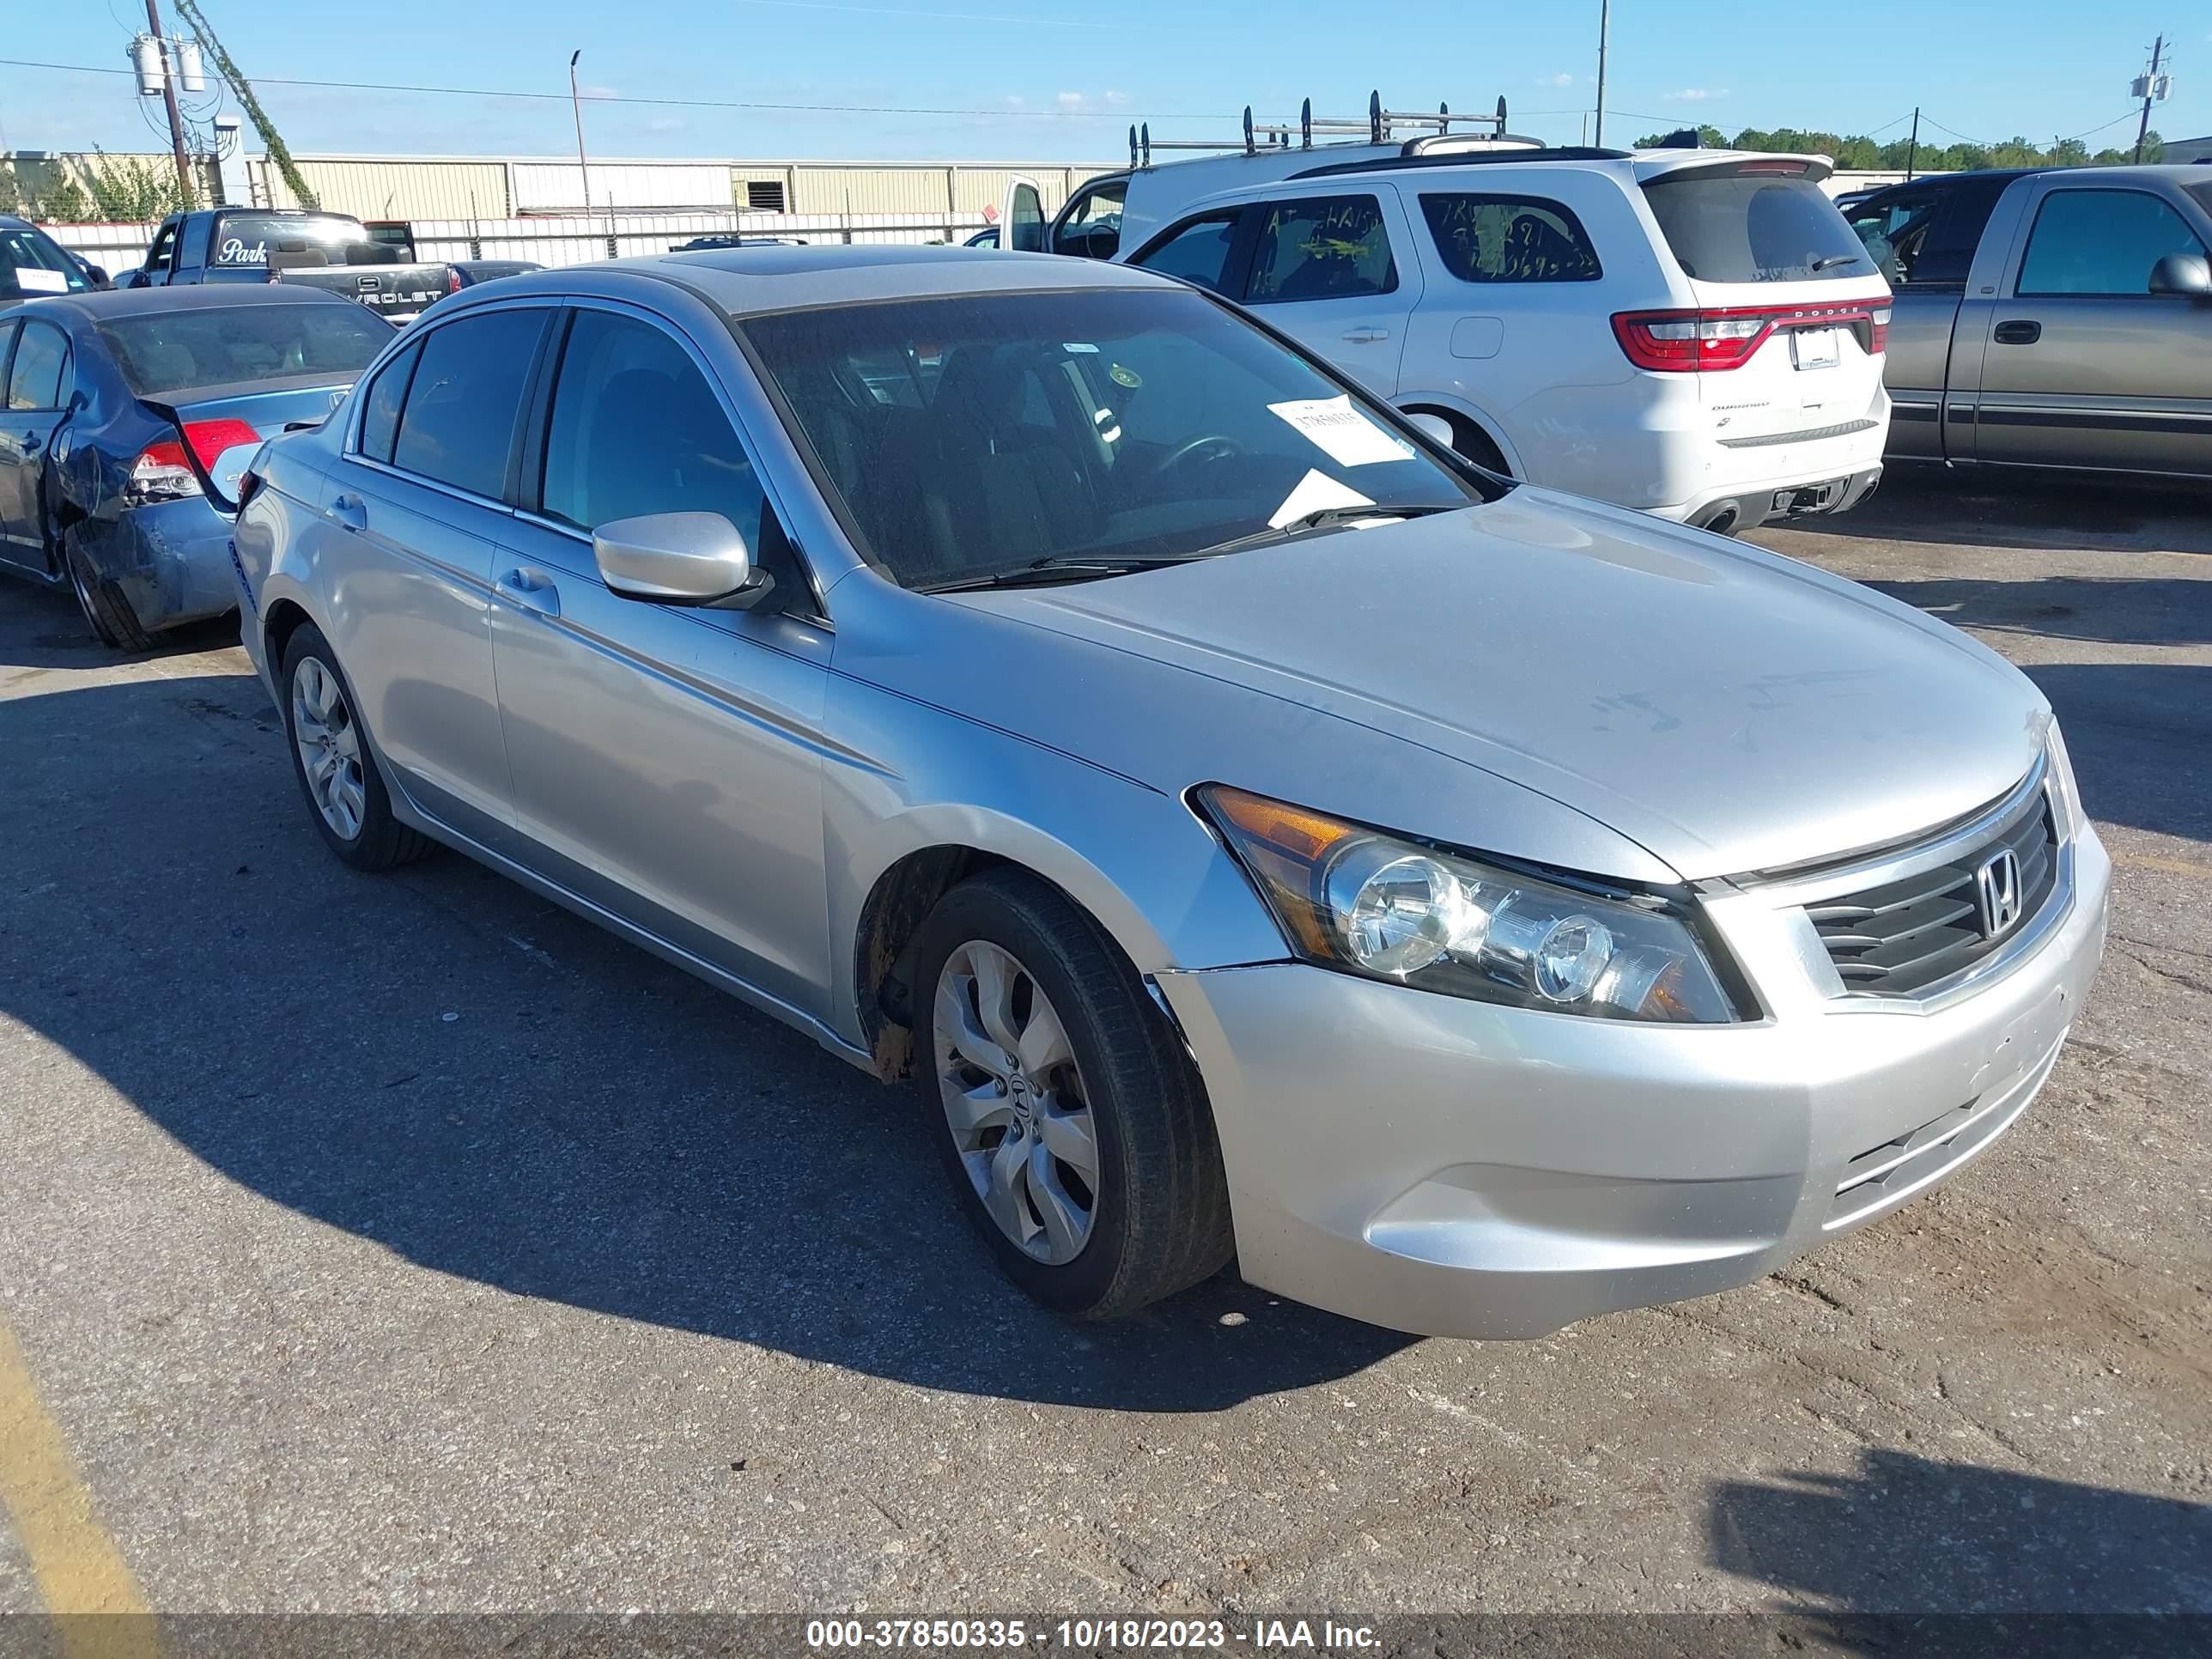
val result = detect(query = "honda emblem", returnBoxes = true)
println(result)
[1975,848,2024,939]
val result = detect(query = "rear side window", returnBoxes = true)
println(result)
[1129,212,1243,295]
[1246,195,1397,303]
[391,308,546,499]
[356,339,421,464]
[1644,170,1869,283]
[1420,194,1601,283]
[6,320,70,410]
[540,310,771,551]
[99,302,393,396]
[2017,190,2206,296]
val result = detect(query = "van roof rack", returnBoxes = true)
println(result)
[1128,90,1519,169]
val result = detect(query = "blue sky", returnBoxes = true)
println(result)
[3,0,2204,164]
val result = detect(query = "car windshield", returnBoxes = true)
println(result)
[99,302,395,395]
[739,287,1486,588]
[1,226,93,299]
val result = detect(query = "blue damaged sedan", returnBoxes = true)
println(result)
[0,284,392,649]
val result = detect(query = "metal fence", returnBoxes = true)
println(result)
[39,208,994,284]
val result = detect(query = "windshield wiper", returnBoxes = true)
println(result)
[1189,502,1462,559]
[1810,253,1865,272]
[914,553,1211,593]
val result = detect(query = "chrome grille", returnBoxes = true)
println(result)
[1808,788,2059,996]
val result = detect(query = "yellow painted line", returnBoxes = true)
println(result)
[2112,849,2212,880]
[0,1324,158,1659]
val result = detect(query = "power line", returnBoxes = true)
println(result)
[0,55,1200,119]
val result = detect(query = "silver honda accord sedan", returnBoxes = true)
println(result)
[228,246,2110,1339]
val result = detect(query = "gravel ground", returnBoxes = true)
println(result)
[0,465,2206,1627]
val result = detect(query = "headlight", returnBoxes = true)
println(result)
[2044,719,2083,838]
[1196,785,1745,1024]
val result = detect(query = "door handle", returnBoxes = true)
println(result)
[1993,320,2042,345]
[1341,326,1391,344]
[327,492,367,532]
[496,568,562,619]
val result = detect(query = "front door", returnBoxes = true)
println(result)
[1975,183,2212,475]
[489,303,834,1018]
[999,176,1048,253]
[1237,186,1417,395]
[0,318,71,574]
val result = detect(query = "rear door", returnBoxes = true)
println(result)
[490,301,833,1015]
[1237,186,1418,394]
[0,317,71,574]
[1640,160,1893,451]
[1972,181,2212,475]
[314,302,553,850]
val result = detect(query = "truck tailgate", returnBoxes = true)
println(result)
[273,264,453,321]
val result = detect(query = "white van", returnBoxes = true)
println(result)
[1006,137,1893,532]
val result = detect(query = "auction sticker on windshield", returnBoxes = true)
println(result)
[1268,396,1415,467]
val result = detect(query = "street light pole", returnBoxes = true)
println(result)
[1594,0,1609,148]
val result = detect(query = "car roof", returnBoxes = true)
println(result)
[28,284,367,323]
[1165,146,1836,212]
[470,243,1176,314]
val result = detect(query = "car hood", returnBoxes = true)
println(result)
[925,490,2046,880]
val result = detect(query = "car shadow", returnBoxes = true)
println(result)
[2,581,241,670]
[2019,663,2212,845]
[1783,468,2212,557]
[0,662,1412,1412]
[1861,575,2212,650]
[1710,1447,2212,1639]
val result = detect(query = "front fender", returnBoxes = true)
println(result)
[821,671,1287,1052]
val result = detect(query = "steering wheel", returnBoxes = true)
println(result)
[1148,434,1244,484]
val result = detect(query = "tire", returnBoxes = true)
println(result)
[912,868,1233,1319]
[64,533,151,653]
[279,623,433,872]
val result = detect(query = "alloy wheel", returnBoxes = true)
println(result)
[932,940,1101,1264]
[290,656,367,841]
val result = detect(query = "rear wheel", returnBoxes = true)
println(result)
[913,869,1232,1319]
[64,533,150,652]
[280,624,432,872]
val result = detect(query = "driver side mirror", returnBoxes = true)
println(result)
[1406,412,1456,448]
[593,511,775,610]
[2149,252,2212,300]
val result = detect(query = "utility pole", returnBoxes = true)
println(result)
[1904,106,1919,180]
[2134,35,2165,164]
[1593,0,1609,147]
[569,51,605,256]
[143,0,193,198]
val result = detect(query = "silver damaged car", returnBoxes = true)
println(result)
[229,246,2111,1338]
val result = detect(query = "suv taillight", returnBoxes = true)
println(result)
[447,267,462,294]
[127,418,262,504]
[1612,297,1893,373]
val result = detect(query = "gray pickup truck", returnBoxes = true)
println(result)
[125,208,457,325]
[1844,165,2212,478]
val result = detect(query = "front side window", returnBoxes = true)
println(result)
[740,288,1485,590]
[0,227,91,299]
[390,308,546,498]
[6,321,70,410]
[1644,168,1870,283]
[1129,213,1243,295]
[540,310,770,555]
[2017,190,2207,297]
[1245,195,1397,302]
[1053,181,1127,259]
[99,301,394,396]
[1420,194,1601,283]
[1849,192,1940,285]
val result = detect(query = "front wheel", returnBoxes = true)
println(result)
[913,870,1232,1319]
[280,624,432,872]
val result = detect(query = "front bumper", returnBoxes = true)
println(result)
[78,498,240,633]
[1153,823,2110,1340]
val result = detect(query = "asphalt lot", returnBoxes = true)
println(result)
[0,465,2207,1628]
